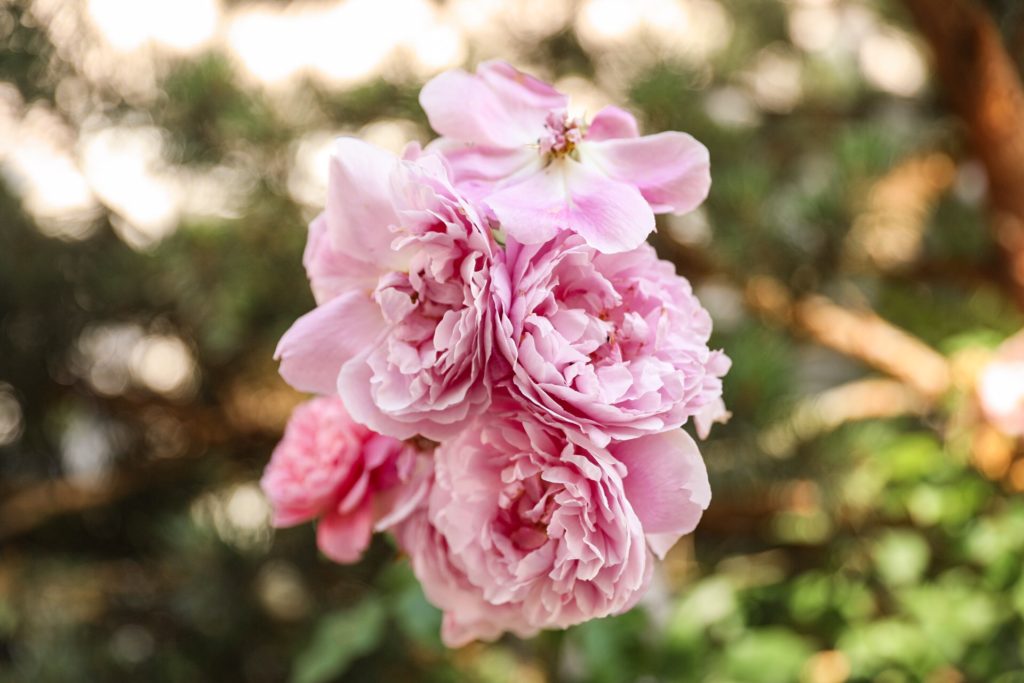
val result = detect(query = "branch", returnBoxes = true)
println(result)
[903,0,1024,309]
[745,276,951,400]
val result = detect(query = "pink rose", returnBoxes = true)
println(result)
[275,139,501,441]
[420,61,710,253]
[493,234,730,447]
[260,396,427,563]
[395,407,710,646]
[978,330,1024,437]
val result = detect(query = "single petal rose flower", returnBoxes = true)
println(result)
[260,396,428,563]
[420,61,711,253]
[275,139,502,441]
[394,406,711,646]
[493,233,730,447]
[978,330,1024,437]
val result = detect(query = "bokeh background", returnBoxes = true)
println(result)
[3,0,1024,681]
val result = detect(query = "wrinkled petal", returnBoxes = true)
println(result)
[613,429,711,559]
[583,131,711,214]
[693,397,731,440]
[486,159,654,254]
[276,291,385,395]
[586,105,639,141]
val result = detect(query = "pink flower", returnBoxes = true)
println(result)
[493,234,730,447]
[420,61,711,253]
[260,396,428,563]
[694,397,732,440]
[275,139,501,441]
[394,408,710,646]
[978,330,1024,437]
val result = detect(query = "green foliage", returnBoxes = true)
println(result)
[291,599,385,683]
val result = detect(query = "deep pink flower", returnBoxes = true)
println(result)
[275,139,501,441]
[493,234,730,447]
[420,61,711,253]
[978,330,1024,437]
[260,396,428,563]
[394,408,710,646]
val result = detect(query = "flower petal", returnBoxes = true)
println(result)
[486,159,655,253]
[426,138,539,202]
[317,501,374,563]
[275,291,385,395]
[303,214,380,305]
[419,61,566,147]
[612,429,711,559]
[587,105,639,141]
[326,138,410,271]
[583,131,711,214]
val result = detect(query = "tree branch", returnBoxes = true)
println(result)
[745,276,951,400]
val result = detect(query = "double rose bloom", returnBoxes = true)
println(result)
[261,62,731,646]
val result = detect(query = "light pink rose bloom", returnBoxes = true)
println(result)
[978,330,1024,437]
[419,61,711,253]
[275,139,501,441]
[260,396,428,563]
[395,409,710,646]
[493,234,730,447]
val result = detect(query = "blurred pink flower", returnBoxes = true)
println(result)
[395,408,710,646]
[260,396,428,563]
[420,61,711,253]
[493,234,730,447]
[978,331,1024,437]
[275,139,502,441]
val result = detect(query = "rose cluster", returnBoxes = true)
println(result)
[261,62,730,646]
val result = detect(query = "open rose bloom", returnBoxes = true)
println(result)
[263,62,730,646]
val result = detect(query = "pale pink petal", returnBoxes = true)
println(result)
[612,429,711,559]
[693,397,731,440]
[425,138,539,201]
[303,214,379,305]
[583,131,711,214]
[337,352,470,442]
[317,501,374,563]
[477,61,567,113]
[326,138,409,271]
[275,291,385,395]
[486,160,655,253]
[587,105,639,141]
[419,63,561,147]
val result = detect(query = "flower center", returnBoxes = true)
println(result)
[540,111,585,159]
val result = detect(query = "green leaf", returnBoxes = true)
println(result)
[723,628,814,683]
[290,598,386,683]
[873,530,930,587]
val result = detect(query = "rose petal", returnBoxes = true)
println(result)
[275,291,385,395]
[303,214,380,304]
[612,429,710,559]
[326,138,410,271]
[583,131,711,214]
[486,159,655,254]
[317,501,374,563]
[587,105,639,141]
[426,138,540,201]
[419,61,565,148]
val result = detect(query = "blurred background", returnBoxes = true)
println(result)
[2,0,1024,681]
